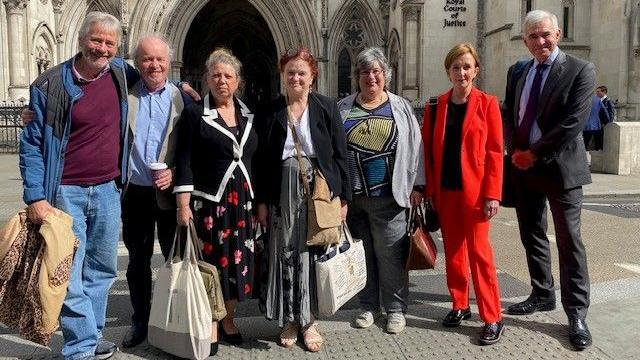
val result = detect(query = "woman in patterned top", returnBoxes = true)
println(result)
[174,48,258,356]
[337,47,424,334]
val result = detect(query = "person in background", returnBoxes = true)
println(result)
[254,47,350,352]
[337,47,423,335]
[583,93,608,151]
[596,85,616,123]
[423,43,504,345]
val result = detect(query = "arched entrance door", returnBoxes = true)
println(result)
[181,0,278,109]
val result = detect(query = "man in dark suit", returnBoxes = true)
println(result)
[596,85,616,123]
[502,10,594,350]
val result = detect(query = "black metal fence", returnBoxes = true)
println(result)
[0,102,25,154]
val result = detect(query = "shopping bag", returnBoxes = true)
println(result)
[187,221,227,321]
[315,223,367,316]
[148,223,212,360]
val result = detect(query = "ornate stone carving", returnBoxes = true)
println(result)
[3,0,28,12]
[51,0,63,13]
[344,20,364,49]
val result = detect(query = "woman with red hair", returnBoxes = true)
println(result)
[254,48,350,352]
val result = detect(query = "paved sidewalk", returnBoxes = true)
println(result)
[1,154,639,360]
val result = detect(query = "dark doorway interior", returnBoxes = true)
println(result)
[182,0,279,109]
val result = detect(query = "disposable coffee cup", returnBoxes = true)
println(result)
[148,162,168,179]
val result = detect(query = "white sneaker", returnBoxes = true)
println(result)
[353,311,379,328]
[386,312,406,334]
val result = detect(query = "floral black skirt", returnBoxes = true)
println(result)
[193,171,255,302]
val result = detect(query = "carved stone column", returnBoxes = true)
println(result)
[401,1,423,101]
[3,0,29,101]
[52,0,64,63]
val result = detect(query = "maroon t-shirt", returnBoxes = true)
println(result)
[61,71,121,185]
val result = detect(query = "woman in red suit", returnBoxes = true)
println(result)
[422,43,504,345]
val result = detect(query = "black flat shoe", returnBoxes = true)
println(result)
[219,322,243,346]
[442,308,472,327]
[210,341,219,356]
[479,321,504,345]
[121,323,147,348]
[507,295,556,315]
[569,318,592,350]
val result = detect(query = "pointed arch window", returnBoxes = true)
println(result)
[562,0,574,41]
[338,48,352,98]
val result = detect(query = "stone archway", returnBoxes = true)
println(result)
[180,0,278,109]
[128,0,322,94]
[327,0,385,97]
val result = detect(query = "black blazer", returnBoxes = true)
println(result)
[174,95,258,202]
[502,50,595,189]
[254,92,351,205]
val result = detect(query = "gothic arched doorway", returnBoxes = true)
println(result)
[181,0,278,109]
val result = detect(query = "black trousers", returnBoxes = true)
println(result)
[122,184,176,325]
[583,130,603,151]
[512,167,590,320]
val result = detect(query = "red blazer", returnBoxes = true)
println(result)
[422,87,503,210]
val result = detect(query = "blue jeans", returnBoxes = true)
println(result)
[55,181,121,360]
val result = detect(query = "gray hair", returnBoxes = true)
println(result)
[205,48,242,78]
[354,47,392,90]
[523,10,559,33]
[132,34,173,67]
[78,11,122,45]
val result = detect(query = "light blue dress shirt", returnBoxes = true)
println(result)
[129,81,172,186]
[518,46,560,145]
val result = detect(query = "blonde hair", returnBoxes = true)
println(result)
[444,43,480,70]
[205,47,242,78]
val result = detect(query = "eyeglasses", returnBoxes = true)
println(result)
[359,68,383,77]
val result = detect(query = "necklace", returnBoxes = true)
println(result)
[358,92,387,109]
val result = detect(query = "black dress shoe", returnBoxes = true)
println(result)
[507,295,556,315]
[210,341,219,356]
[442,308,472,327]
[479,321,504,345]
[219,322,243,346]
[121,323,147,348]
[569,318,592,350]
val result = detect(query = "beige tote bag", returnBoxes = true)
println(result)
[148,225,212,360]
[315,223,367,316]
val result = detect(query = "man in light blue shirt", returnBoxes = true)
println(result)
[502,10,595,351]
[120,35,190,348]
[517,45,559,145]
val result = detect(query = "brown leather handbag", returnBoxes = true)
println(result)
[405,204,438,270]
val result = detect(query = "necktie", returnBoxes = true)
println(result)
[514,63,549,149]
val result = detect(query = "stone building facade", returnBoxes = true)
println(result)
[1,0,638,120]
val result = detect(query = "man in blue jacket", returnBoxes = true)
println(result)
[20,11,137,360]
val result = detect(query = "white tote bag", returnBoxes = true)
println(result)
[148,226,212,360]
[315,223,367,316]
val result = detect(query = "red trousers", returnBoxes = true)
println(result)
[438,190,502,323]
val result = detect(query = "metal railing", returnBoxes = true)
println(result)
[0,102,25,154]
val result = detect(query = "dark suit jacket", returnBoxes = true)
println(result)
[254,92,351,205]
[502,50,595,190]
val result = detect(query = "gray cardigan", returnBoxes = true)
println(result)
[337,92,425,208]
